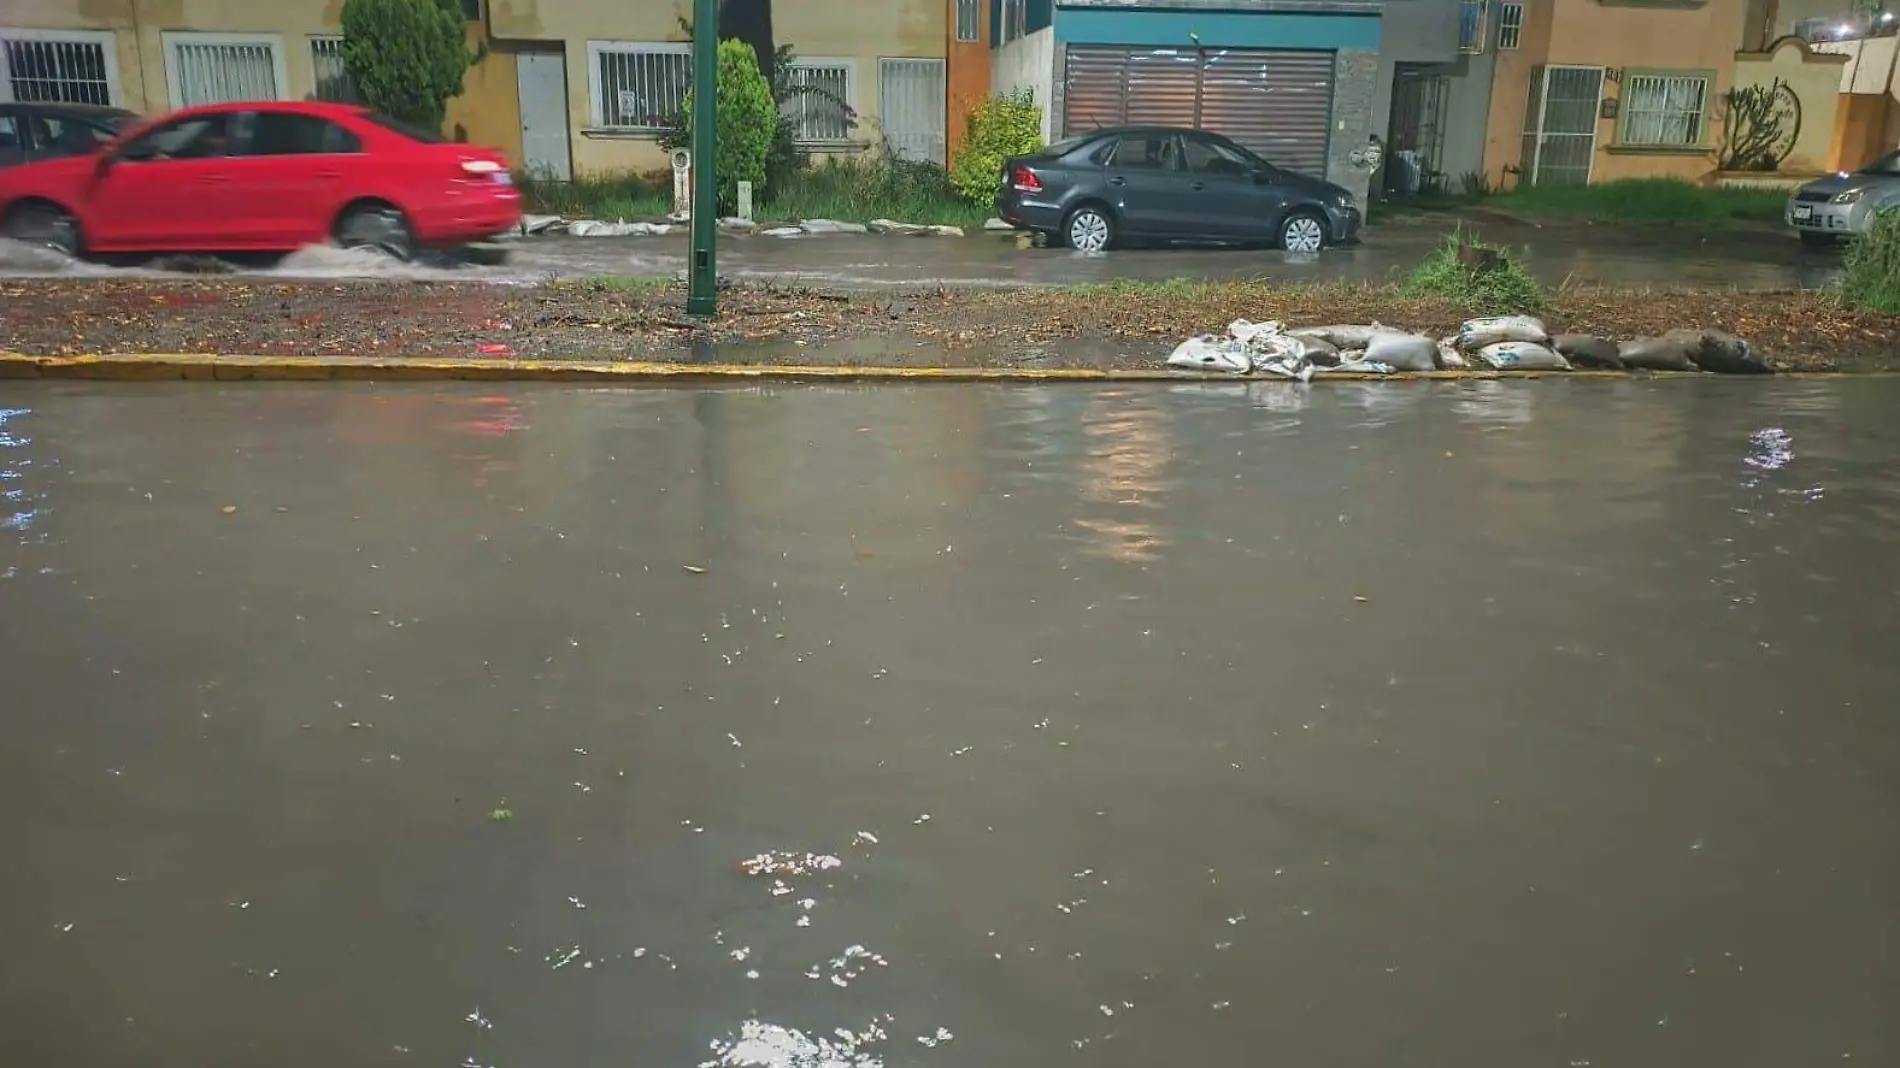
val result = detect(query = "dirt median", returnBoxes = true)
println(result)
[1,277,1895,372]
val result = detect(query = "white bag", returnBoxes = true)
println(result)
[1291,323,1388,349]
[1477,341,1571,371]
[1362,331,1438,372]
[1458,315,1549,350]
[1166,335,1252,374]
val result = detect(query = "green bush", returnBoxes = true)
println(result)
[1402,231,1545,313]
[949,91,1044,205]
[673,39,777,212]
[1839,209,1900,315]
[340,0,478,130]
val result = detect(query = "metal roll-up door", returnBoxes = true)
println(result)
[1121,48,1199,128]
[1199,48,1334,175]
[1062,45,1337,176]
[1062,46,1130,132]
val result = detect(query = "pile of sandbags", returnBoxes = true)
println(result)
[1165,313,1771,378]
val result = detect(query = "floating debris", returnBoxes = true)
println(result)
[740,851,844,878]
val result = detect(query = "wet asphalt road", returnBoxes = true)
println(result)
[2,381,1898,1067]
[0,220,1845,289]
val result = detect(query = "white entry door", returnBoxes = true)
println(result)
[878,58,945,164]
[516,50,572,181]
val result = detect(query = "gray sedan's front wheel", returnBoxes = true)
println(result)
[1063,206,1114,253]
[1279,211,1328,253]
[1798,231,1836,249]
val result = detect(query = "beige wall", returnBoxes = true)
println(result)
[491,0,946,176]
[2,0,517,157]
[1483,0,1757,184]
[1731,38,1847,173]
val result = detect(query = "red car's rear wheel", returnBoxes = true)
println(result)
[335,204,416,262]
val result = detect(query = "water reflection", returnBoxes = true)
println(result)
[1,381,1898,1068]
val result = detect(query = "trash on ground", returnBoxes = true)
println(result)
[1553,334,1624,370]
[1477,341,1570,371]
[1618,336,1699,372]
[1168,321,1314,380]
[1457,315,1549,349]
[798,219,870,235]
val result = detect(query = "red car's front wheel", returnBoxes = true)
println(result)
[3,201,83,258]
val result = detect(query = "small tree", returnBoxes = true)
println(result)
[949,92,1044,205]
[674,39,777,212]
[340,0,480,130]
[1714,79,1801,172]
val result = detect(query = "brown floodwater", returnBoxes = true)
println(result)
[0,380,1895,1067]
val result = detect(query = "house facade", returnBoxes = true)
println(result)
[1373,0,1500,194]
[988,0,1387,199]
[1,0,960,182]
[1480,0,1754,186]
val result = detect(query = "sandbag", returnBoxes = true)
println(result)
[1362,331,1438,372]
[1553,334,1624,370]
[1618,336,1699,372]
[1458,315,1549,350]
[1664,328,1771,375]
[1291,323,1388,349]
[1294,333,1341,366]
[1435,336,1468,370]
[1166,335,1251,374]
[1477,342,1571,371]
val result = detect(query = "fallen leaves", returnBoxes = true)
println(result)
[0,278,1893,372]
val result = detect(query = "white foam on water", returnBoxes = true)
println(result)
[701,1019,887,1068]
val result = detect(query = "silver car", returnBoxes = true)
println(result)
[1787,151,1900,247]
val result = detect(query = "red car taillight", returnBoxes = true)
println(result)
[1010,165,1042,193]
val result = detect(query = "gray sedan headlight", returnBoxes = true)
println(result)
[1832,189,1864,204]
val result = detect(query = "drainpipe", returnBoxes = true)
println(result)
[1884,18,1900,153]
[128,0,149,111]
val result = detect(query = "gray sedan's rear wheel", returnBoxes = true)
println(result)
[3,201,83,257]
[1063,206,1114,253]
[1279,211,1327,253]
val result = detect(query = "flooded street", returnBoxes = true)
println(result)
[0,223,1846,290]
[2,380,1897,1067]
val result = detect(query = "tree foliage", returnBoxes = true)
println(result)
[672,39,777,212]
[340,0,480,130]
[949,92,1044,205]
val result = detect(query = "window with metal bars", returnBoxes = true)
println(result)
[1002,0,1028,43]
[589,42,688,129]
[0,31,115,105]
[782,61,853,142]
[1618,72,1708,147]
[163,33,285,108]
[309,36,356,103]
[1498,2,1525,49]
[956,0,980,42]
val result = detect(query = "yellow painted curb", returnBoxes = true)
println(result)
[0,352,1862,383]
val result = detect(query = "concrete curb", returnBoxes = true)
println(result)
[0,352,1853,383]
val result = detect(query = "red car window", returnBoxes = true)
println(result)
[243,112,363,156]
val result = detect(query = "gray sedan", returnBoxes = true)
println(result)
[1787,151,1900,246]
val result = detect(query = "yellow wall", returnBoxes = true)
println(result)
[1483,0,1757,184]
[3,0,516,157]
[1731,38,1847,174]
[490,0,946,175]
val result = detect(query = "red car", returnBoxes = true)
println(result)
[0,101,520,261]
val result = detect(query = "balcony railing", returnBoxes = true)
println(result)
[1459,0,1490,53]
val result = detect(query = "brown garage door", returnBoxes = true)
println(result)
[1061,45,1336,176]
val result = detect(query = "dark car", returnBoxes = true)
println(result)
[0,102,136,169]
[994,126,1360,253]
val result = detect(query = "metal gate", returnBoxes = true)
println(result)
[1061,45,1335,175]
[879,58,946,164]
[1387,66,1449,187]
[1519,64,1604,185]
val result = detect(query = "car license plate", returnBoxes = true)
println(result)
[493,172,514,186]
[1793,205,1813,221]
